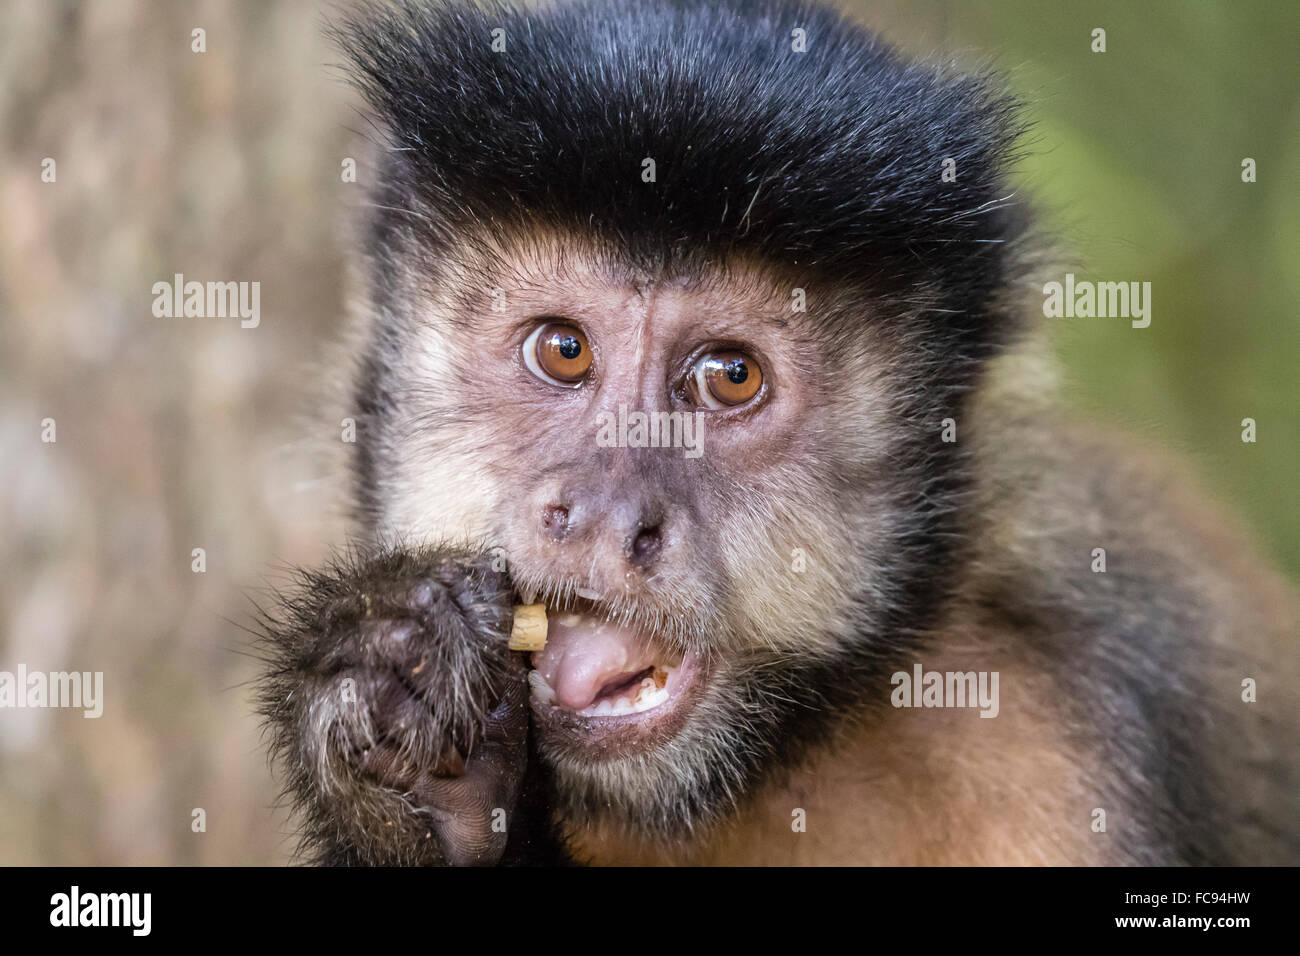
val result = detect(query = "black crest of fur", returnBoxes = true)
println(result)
[337,0,1028,362]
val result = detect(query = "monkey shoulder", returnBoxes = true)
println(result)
[957,413,1298,863]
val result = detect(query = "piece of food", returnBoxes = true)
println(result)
[508,603,548,651]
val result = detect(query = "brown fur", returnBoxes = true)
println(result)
[569,657,1103,866]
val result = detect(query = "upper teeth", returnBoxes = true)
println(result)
[528,669,556,705]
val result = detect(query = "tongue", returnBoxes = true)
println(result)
[531,613,659,711]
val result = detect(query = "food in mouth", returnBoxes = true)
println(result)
[525,608,690,720]
[507,603,549,651]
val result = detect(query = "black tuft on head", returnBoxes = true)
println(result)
[337,0,1028,358]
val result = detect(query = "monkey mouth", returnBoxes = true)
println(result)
[525,603,703,744]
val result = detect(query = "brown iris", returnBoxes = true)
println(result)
[693,350,762,408]
[532,322,592,383]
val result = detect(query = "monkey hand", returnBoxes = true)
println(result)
[257,546,536,866]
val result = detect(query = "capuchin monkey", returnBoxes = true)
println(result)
[257,0,1299,865]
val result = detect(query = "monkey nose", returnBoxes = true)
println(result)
[626,520,663,568]
[541,504,571,541]
[538,493,666,569]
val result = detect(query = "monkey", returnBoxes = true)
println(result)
[256,0,1299,866]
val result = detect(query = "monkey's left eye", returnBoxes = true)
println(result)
[689,350,763,409]
[524,321,592,386]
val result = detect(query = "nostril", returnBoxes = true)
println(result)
[629,524,663,567]
[541,504,570,541]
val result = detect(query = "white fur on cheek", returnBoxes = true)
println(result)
[376,315,500,548]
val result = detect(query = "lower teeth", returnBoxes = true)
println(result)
[587,682,669,717]
[528,667,673,716]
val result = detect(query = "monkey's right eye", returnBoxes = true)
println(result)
[524,321,592,387]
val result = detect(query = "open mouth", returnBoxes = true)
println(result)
[523,599,703,742]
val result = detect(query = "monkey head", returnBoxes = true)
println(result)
[337,0,1026,842]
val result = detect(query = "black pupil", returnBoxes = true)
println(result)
[557,335,581,360]
[725,358,748,384]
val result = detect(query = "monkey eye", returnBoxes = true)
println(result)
[524,321,592,386]
[689,350,763,409]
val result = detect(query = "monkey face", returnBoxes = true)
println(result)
[358,234,953,836]
[332,0,1025,847]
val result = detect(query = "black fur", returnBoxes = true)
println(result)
[337,0,1027,356]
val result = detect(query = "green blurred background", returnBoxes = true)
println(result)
[875,0,1300,574]
[0,0,1294,863]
